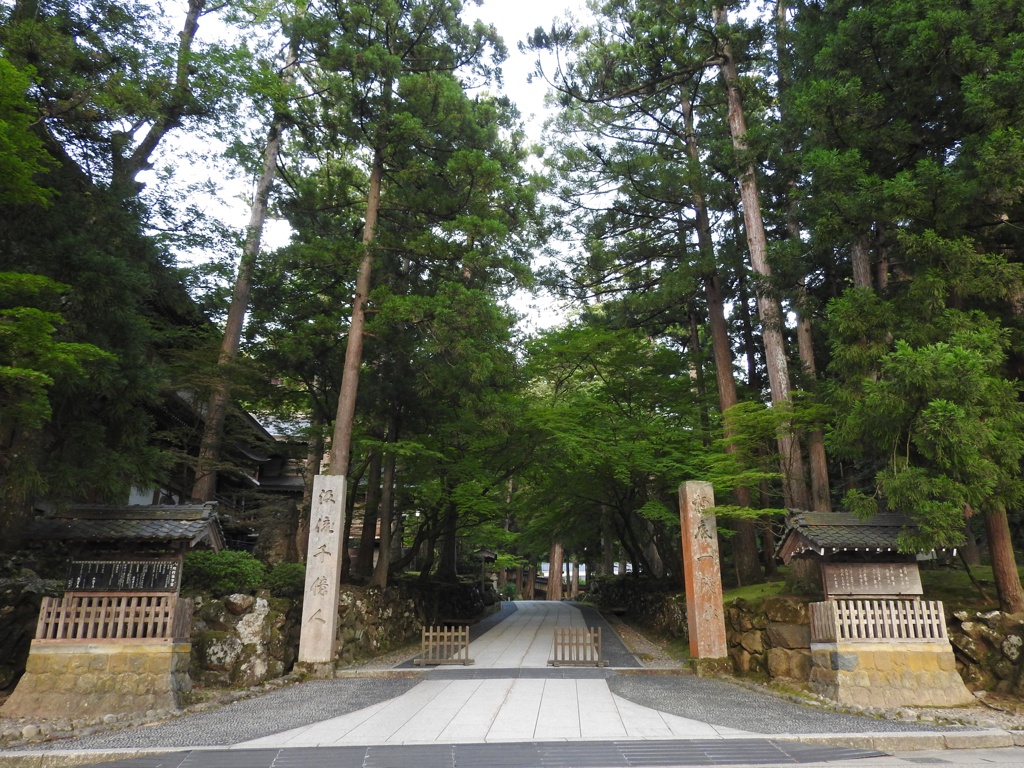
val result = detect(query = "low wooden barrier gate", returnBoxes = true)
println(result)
[549,626,607,667]
[414,625,474,666]
[810,599,947,643]
[35,592,194,642]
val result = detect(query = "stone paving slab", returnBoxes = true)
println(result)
[24,739,887,768]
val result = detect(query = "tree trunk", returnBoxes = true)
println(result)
[601,505,615,576]
[851,240,873,289]
[547,541,564,601]
[352,448,382,580]
[524,565,536,600]
[796,307,832,512]
[191,110,289,502]
[713,5,810,511]
[293,414,325,563]
[736,270,763,391]
[962,517,982,567]
[112,0,206,193]
[688,310,711,436]
[437,499,459,581]
[682,95,763,582]
[371,411,399,589]
[328,145,384,478]
[983,502,1024,613]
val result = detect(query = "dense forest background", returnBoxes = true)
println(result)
[2,0,1023,611]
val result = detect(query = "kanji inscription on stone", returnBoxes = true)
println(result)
[680,481,727,659]
[298,474,347,665]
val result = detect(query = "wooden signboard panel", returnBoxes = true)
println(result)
[66,559,182,593]
[822,562,922,599]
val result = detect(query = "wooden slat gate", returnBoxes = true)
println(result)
[549,626,607,667]
[34,593,194,643]
[810,599,947,644]
[414,625,474,666]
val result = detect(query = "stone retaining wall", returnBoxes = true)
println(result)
[727,596,812,680]
[586,577,689,640]
[0,642,191,719]
[809,642,974,708]
[334,584,421,666]
[191,592,298,687]
[947,609,1024,695]
[595,582,1022,704]
[0,574,61,693]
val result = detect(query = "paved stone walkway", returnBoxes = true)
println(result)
[5,600,1022,768]
[239,601,747,747]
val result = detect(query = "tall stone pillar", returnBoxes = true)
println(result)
[298,474,347,674]
[679,481,727,660]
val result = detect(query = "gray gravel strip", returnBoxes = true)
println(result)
[608,674,963,734]
[11,678,420,751]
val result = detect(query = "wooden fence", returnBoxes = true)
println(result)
[810,599,947,644]
[414,625,473,666]
[35,593,193,643]
[549,626,607,667]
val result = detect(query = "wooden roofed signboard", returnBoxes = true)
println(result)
[821,562,923,600]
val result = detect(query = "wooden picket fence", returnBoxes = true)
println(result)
[810,599,947,644]
[35,593,193,643]
[414,624,473,666]
[549,626,607,667]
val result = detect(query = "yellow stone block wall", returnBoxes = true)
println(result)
[810,641,975,708]
[0,642,191,719]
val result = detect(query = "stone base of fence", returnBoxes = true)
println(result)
[0,641,192,719]
[809,641,975,708]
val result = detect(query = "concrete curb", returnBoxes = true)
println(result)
[0,748,184,767]
[776,728,1023,751]
[2,729,1022,767]
[331,669,424,679]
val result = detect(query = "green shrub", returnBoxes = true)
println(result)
[183,550,266,595]
[266,562,306,597]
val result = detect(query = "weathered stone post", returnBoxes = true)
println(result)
[679,481,728,667]
[298,474,347,675]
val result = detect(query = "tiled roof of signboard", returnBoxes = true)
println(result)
[24,504,223,549]
[786,510,914,549]
[775,510,925,563]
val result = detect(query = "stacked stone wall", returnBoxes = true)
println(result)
[191,592,299,687]
[334,584,421,666]
[586,577,688,640]
[0,573,61,692]
[947,609,1024,696]
[726,596,812,680]
[0,643,191,719]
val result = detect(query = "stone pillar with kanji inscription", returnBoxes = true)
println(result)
[298,474,347,671]
[680,481,728,660]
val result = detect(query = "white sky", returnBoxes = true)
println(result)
[472,0,585,140]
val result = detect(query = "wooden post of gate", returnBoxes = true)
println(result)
[679,481,728,664]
